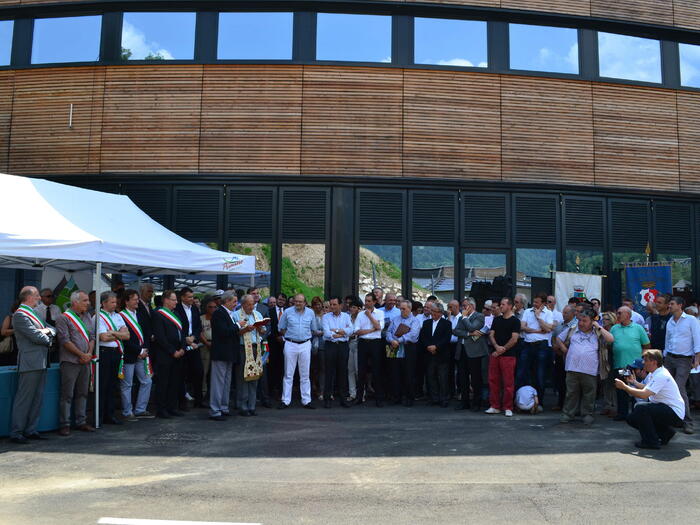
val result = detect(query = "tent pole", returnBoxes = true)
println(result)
[93,262,102,429]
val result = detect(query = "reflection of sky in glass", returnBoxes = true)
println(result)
[218,12,293,59]
[680,43,700,88]
[0,21,12,66]
[509,24,578,74]
[317,13,391,62]
[598,32,661,83]
[122,12,195,60]
[32,16,102,64]
[414,18,487,67]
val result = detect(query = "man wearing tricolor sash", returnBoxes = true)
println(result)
[232,295,266,416]
[119,289,154,420]
[152,289,187,419]
[97,291,130,425]
[9,287,55,444]
[55,291,95,436]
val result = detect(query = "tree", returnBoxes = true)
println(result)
[120,47,132,61]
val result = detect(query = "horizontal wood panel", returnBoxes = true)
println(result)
[501,1,590,16]
[403,69,501,179]
[200,65,302,175]
[591,0,674,26]
[301,66,403,177]
[502,76,594,185]
[101,66,202,173]
[674,1,700,31]
[593,83,679,192]
[677,92,700,193]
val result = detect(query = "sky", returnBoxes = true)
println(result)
[32,16,101,64]
[0,21,12,65]
[316,13,391,62]
[680,43,700,88]
[415,17,487,67]
[218,12,293,59]
[122,12,196,60]
[598,31,661,83]
[509,23,578,74]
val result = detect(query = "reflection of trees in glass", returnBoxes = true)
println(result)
[412,246,453,269]
[120,47,132,60]
[145,52,166,60]
[363,245,401,268]
[612,252,646,268]
[565,250,603,274]
[121,47,166,60]
[464,253,506,269]
[359,245,402,295]
[517,248,556,277]
[281,244,325,300]
[658,254,692,284]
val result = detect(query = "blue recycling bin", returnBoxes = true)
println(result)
[0,364,61,437]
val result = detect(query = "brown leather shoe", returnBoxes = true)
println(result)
[77,424,96,432]
[58,426,70,437]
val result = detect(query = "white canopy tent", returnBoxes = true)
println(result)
[0,173,256,426]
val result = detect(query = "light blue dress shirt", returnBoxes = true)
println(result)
[279,306,319,342]
[322,311,354,342]
[232,308,262,345]
[386,314,421,345]
[665,312,700,357]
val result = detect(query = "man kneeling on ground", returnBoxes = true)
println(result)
[615,349,685,450]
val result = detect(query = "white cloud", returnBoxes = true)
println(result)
[598,32,661,82]
[380,56,391,63]
[121,21,174,60]
[680,43,700,86]
[438,58,475,67]
[566,43,579,69]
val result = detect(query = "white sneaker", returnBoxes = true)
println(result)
[485,407,501,414]
[185,392,194,401]
[504,410,513,417]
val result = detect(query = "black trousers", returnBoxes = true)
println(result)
[457,352,484,408]
[427,354,449,403]
[627,402,683,446]
[554,353,566,408]
[257,363,271,404]
[98,347,121,423]
[388,343,418,402]
[447,343,457,397]
[324,341,349,400]
[182,347,204,405]
[415,346,428,397]
[156,353,184,413]
[357,339,385,402]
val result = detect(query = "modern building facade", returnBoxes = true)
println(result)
[1,1,700,306]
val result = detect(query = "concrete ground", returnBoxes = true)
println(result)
[1,401,699,525]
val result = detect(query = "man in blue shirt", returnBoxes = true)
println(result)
[278,293,320,409]
[386,300,421,406]
[322,297,354,408]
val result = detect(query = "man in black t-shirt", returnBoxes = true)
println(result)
[486,297,521,417]
[648,293,672,351]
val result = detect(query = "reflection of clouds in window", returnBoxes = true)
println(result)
[415,18,487,68]
[509,24,578,74]
[436,58,487,67]
[122,21,174,60]
[598,32,661,83]
[680,43,700,87]
[316,13,391,63]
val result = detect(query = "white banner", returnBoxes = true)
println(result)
[554,271,602,311]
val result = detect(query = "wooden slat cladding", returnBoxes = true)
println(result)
[9,67,102,175]
[101,66,202,173]
[403,69,501,179]
[301,66,402,176]
[502,76,594,186]
[0,71,13,172]
[591,0,674,26]
[415,0,499,6]
[677,92,700,193]
[592,84,679,192]
[501,1,590,17]
[200,65,302,174]
[674,1,700,31]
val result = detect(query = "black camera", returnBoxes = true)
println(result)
[618,368,632,377]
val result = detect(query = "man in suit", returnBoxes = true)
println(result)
[175,287,204,409]
[418,302,452,408]
[10,286,54,444]
[248,287,270,318]
[152,290,187,418]
[267,293,287,398]
[453,297,489,412]
[209,291,243,420]
[138,284,154,364]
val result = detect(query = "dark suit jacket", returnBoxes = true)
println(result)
[137,300,153,344]
[255,302,270,318]
[452,312,489,359]
[419,317,453,362]
[120,312,144,364]
[151,309,186,358]
[210,305,240,363]
[175,303,202,342]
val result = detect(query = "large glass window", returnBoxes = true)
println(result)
[32,16,102,64]
[316,13,391,63]
[218,12,293,60]
[281,244,325,299]
[680,43,700,88]
[411,246,454,304]
[359,245,402,297]
[598,32,661,83]
[509,24,578,74]
[464,253,507,302]
[121,12,196,60]
[228,243,272,298]
[414,18,487,68]
[0,21,13,66]
[517,248,556,303]
[613,252,646,301]
[658,254,692,292]
[565,250,603,275]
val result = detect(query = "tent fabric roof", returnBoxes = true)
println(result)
[0,174,255,275]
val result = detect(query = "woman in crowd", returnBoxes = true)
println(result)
[0,301,19,366]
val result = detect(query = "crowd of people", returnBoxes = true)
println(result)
[2,283,698,451]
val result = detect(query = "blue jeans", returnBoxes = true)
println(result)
[517,340,552,405]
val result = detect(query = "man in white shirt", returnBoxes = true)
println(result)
[616,349,685,449]
[517,292,554,410]
[355,293,385,407]
[322,297,354,408]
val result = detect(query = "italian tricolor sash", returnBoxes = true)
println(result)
[120,309,144,346]
[157,307,183,332]
[99,309,125,379]
[63,309,89,344]
[17,304,46,329]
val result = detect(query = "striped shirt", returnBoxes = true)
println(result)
[559,327,599,376]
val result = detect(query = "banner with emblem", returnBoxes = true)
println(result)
[625,263,672,313]
[554,272,603,312]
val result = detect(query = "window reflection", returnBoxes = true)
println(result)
[565,250,603,274]
[218,12,293,60]
[316,13,391,63]
[281,244,325,299]
[680,43,700,88]
[414,18,487,68]
[228,242,272,297]
[509,23,578,74]
[32,16,102,64]
[516,248,556,302]
[464,253,507,300]
[0,21,12,66]
[598,32,661,83]
[411,246,454,304]
[121,12,196,60]
[359,245,402,297]
[658,254,692,292]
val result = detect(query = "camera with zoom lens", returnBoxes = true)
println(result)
[618,368,632,378]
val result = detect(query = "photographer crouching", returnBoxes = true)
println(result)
[615,349,685,450]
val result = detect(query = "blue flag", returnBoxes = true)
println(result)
[625,265,672,312]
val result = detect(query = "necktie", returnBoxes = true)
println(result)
[45,306,54,326]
